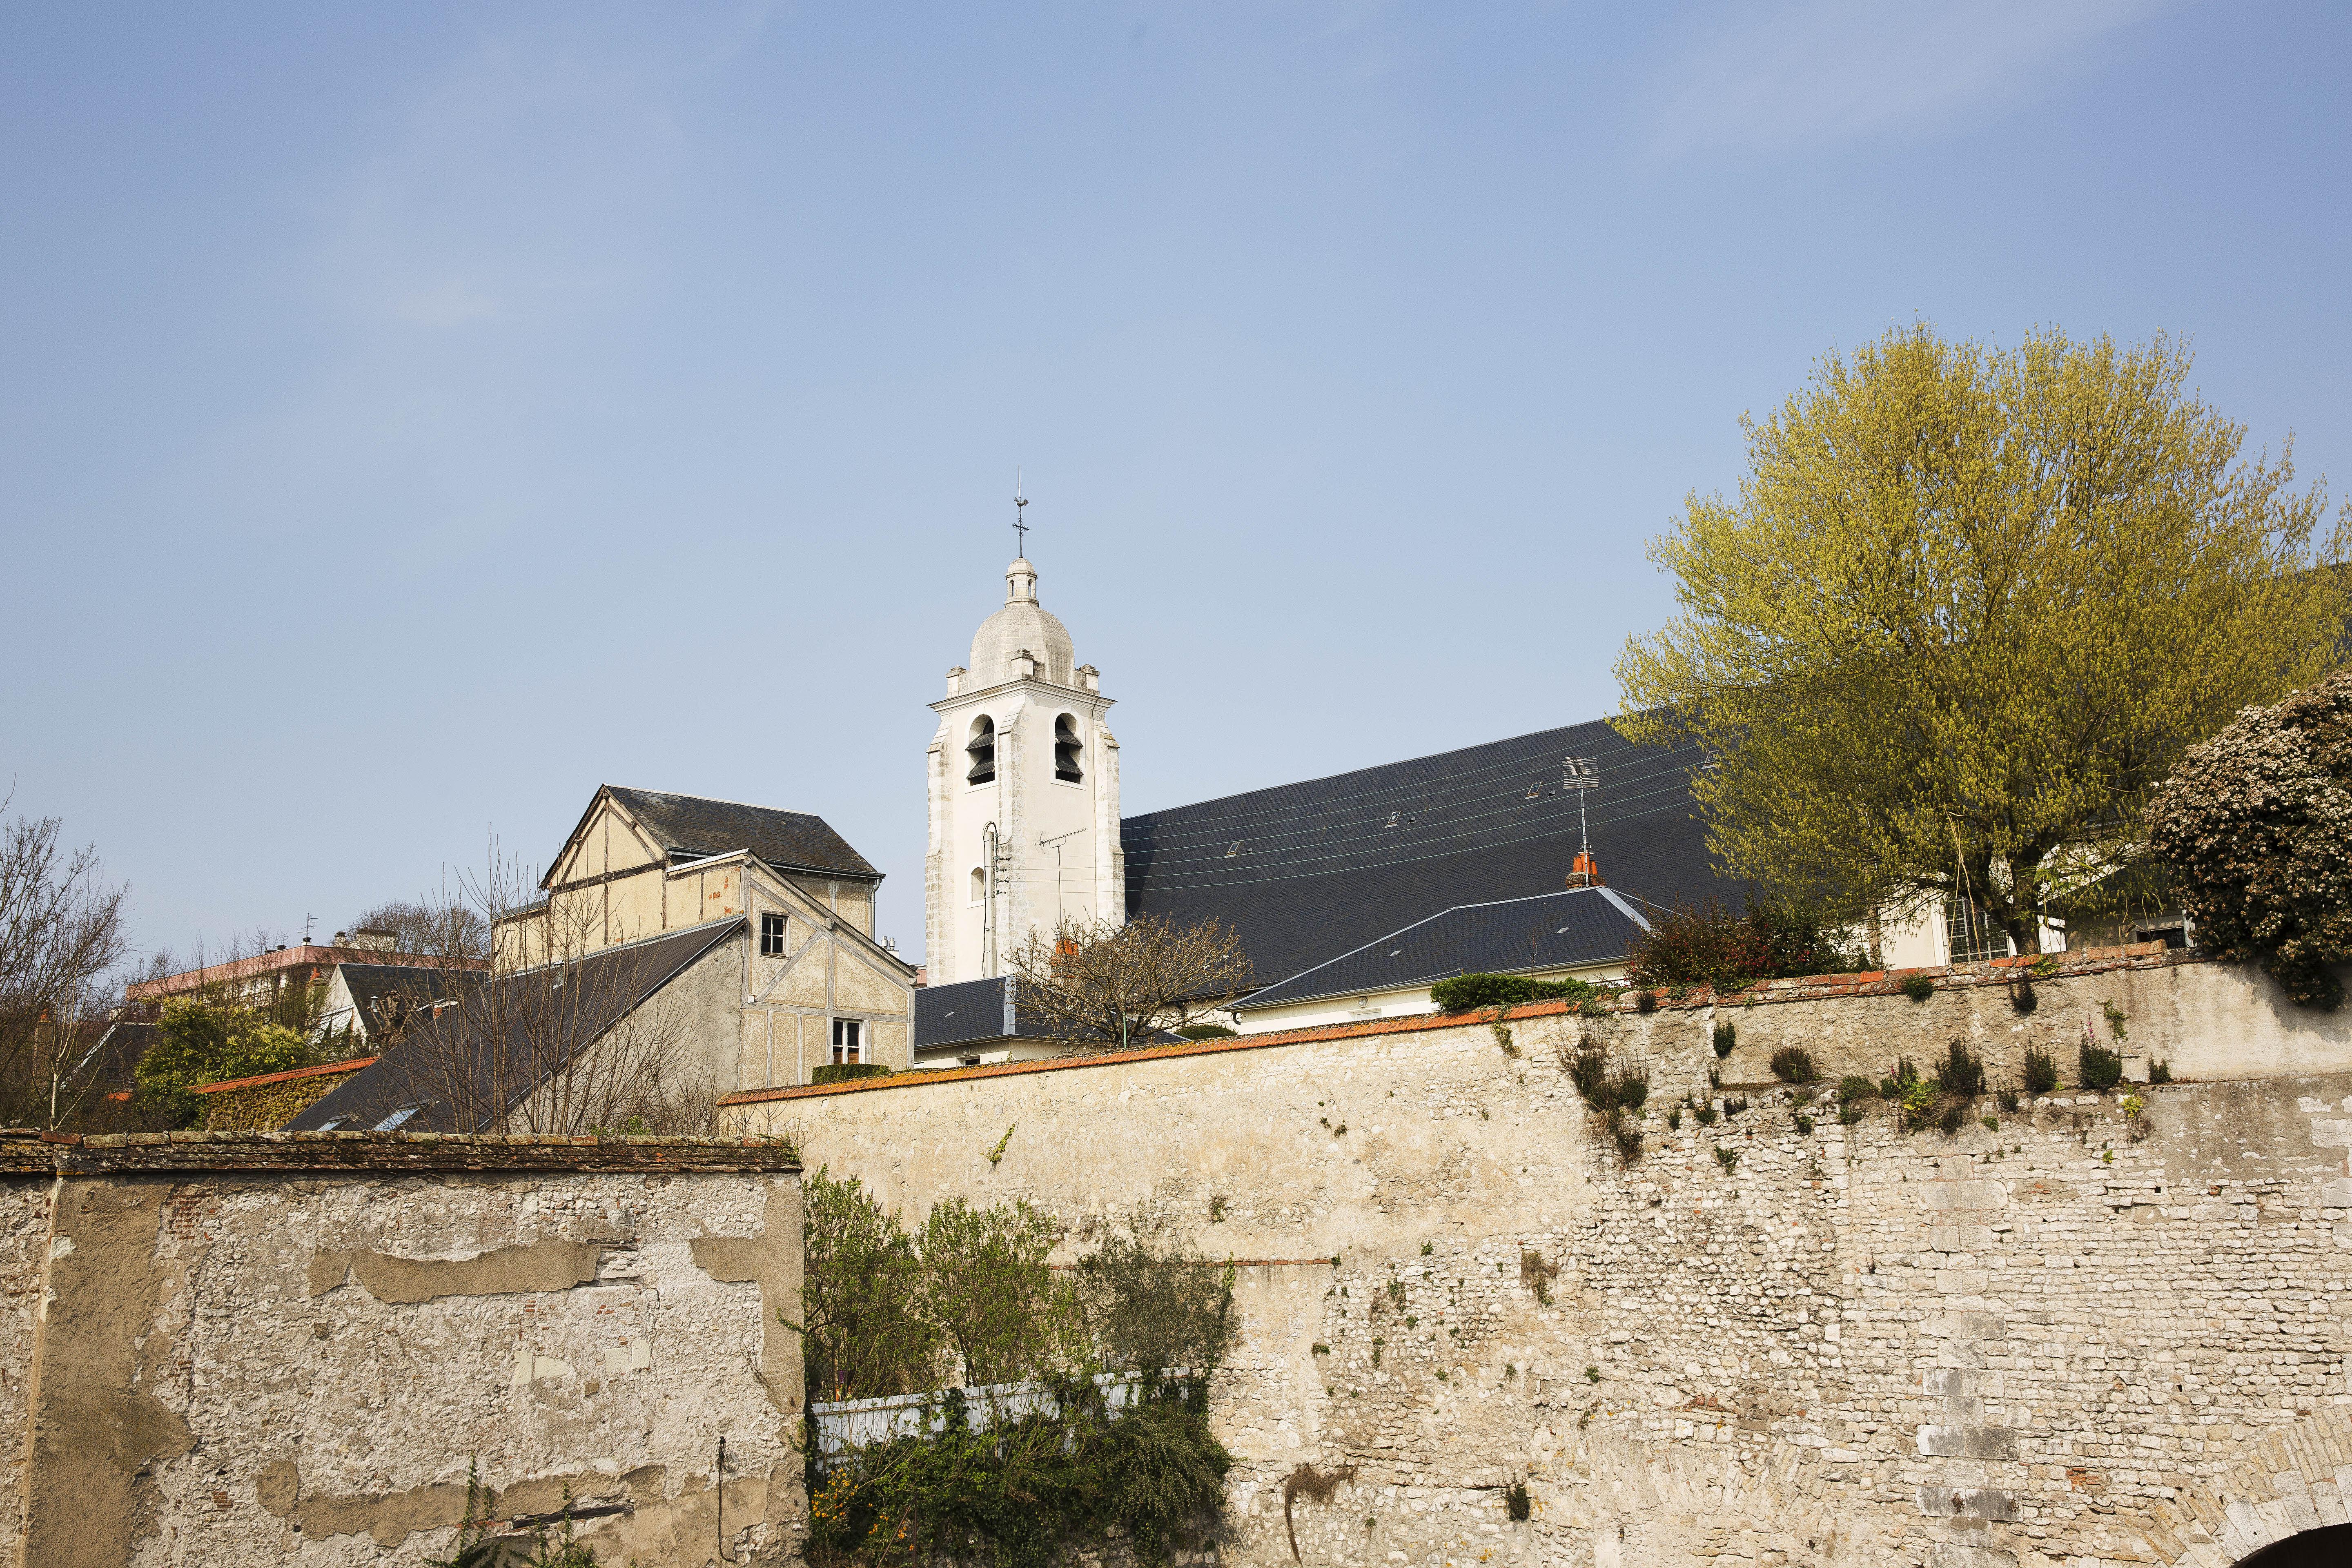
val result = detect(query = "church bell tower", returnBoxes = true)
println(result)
[925,538,1123,985]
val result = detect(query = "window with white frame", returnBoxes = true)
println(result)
[831,1017,862,1065]
[760,912,787,956]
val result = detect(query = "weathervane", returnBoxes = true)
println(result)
[1013,493,1029,556]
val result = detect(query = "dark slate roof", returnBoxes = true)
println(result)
[1234,888,1650,1012]
[599,786,880,883]
[330,963,480,1041]
[914,977,1186,1052]
[1121,717,1732,989]
[915,977,1021,1050]
[288,919,744,1133]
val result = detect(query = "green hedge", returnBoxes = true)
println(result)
[1429,973,1599,1013]
[812,1062,893,1087]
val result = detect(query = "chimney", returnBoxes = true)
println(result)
[1565,851,1604,889]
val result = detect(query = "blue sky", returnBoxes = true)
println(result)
[4,1,2347,965]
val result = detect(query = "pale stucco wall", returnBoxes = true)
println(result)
[728,953,2352,1568]
[12,1135,804,1568]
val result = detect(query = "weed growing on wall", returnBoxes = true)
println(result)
[1713,1020,1737,1058]
[1768,1047,1817,1083]
[2024,1047,2061,1094]
[1565,1041,1649,1164]
[1933,1042,1985,1098]
[1900,973,1937,1002]
[2079,1036,2125,1094]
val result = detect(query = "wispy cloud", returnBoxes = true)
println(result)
[1648,0,2182,158]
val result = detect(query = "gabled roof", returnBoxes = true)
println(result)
[1120,717,1731,988]
[1234,887,1649,1013]
[331,963,479,1038]
[288,918,744,1133]
[559,786,880,887]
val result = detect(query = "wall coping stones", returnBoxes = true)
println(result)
[0,1129,800,1176]
[726,940,2202,1106]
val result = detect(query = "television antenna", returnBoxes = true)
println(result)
[1562,756,1599,860]
[1039,827,1087,928]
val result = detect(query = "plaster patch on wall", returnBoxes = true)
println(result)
[307,1238,612,1302]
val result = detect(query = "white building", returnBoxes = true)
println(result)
[924,555,1125,986]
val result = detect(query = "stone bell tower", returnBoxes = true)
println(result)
[925,550,1123,985]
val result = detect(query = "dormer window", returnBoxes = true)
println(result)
[967,716,996,784]
[1054,715,1084,783]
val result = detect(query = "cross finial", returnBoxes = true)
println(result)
[1012,493,1029,556]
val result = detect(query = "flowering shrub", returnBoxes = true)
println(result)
[1624,898,1861,994]
[2148,670,2352,1007]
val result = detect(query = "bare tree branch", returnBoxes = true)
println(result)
[385,848,714,1133]
[0,805,130,1127]
[1006,914,1252,1052]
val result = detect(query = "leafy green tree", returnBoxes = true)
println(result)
[1617,325,2349,956]
[918,1197,1082,1385]
[791,1167,937,1403]
[133,998,314,1126]
[2148,668,2352,1006]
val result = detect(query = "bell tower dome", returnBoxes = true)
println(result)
[926,544,1123,986]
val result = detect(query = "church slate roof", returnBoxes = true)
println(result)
[1120,717,1733,991]
[602,787,880,883]
[1232,887,1651,1013]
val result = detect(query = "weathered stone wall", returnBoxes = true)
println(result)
[731,953,2352,1567]
[0,1134,55,1568]
[7,1132,805,1568]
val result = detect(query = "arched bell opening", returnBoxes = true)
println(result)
[969,867,986,904]
[966,715,996,784]
[1053,713,1084,783]
[2236,1523,2352,1566]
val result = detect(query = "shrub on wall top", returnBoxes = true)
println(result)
[2148,668,2352,1008]
[1625,896,1862,994]
[1429,973,1597,1014]
[812,1062,892,1087]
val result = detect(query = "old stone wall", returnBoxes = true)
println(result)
[5,1131,806,1568]
[0,1134,55,1568]
[730,952,2352,1567]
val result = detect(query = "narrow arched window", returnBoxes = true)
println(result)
[1054,714,1084,783]
[970,867,986,903]
[966,715,996,783]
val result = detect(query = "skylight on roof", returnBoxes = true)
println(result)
[375,1105,421,1131]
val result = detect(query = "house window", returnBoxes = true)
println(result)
[760,913,787,956]
[967,715,996,784]
[1945,894,2012,965]
[1054,714,1084,783]
[831,1018,863,1065]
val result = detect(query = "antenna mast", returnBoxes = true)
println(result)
[1563,756,1600,887]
